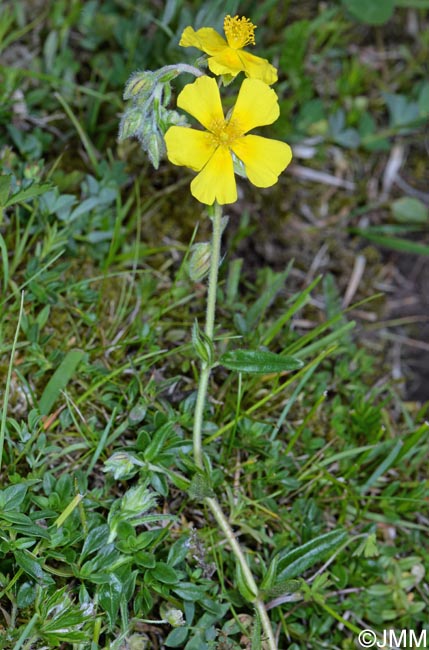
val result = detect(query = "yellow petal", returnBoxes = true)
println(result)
[237,51,278,85]
[207,49,244,77]
[231,79,280,133]
[207,49,277,84]
[177,76,224,130]
[179,26,227,55]
[165,126,216,171]
[231,135,292,188]
[191,147,237,205]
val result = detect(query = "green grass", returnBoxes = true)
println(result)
[1,0,429,648]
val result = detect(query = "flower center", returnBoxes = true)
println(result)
[210,118,242,148]
[223,15,256,49]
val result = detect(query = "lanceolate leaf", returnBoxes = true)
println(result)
[219,349,304,374]
[276,529,347,582]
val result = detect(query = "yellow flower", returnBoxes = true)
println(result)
[164,76,292,205]
[180,15,278,85]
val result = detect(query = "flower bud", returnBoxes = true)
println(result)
[128,633,150,650]
[188,242,211,282]
[145,131,165,169]
[164,608,185,627]
[123,71,155,100]
[103,452,140,479]
[118,107,146,141]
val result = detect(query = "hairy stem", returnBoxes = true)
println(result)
[161,63,203,78]
[192,202,223,470]
[192,202,277,650]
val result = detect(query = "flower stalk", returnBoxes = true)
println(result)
[192,201,222,469]
[192,202,277,650]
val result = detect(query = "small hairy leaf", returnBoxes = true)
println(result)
[220,349,303,374]
[276,529,347,582]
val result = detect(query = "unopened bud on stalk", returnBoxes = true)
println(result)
[188,242,211,282]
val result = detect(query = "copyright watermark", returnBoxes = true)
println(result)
[358,630,377,648]
[357,629,427,649]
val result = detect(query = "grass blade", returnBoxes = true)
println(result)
[0,291,24,472]
[39,349,85,416]
[54,92,100,174]
[352,229,429,255]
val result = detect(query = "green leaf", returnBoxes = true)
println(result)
[80,525,110,560]
[384,93,420,129]
[173,582,209,601]
[78,545,120,581]
[0,483,28,511]
[14,550,54,585]
[245,264,293,330]
[135,550,156,568]
[17,582,37,608]
[150,562,178,584]
[219,350,304,374]
[143,421,173,462]
[341,0,395,24]
[276,529,347,582]
[235,562,258,602]
[165,626,189,647]
[0,511,34,525]
[264,579,302,599]
[0,174,11,206]
[260,556,279,593]
[98,573,124,628]
[39,349,85,415]
[251,612,262,650]
[39,587,93,642]
[391,197,429,223]
[167,537,190,567]
[396,422,429,462]
[263,275,322,345]
[1,514,50,539]
[359,439,404,494]
[351,229,429,255]
[353,533,379,558]
[192,320,214,365]
[188,474,215,500]
[334,128,360,148]
[4,181,51,207]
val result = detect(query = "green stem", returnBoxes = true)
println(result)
[161,63,203,79]
[206,497,277,648]
[204,202,223,341]
[192,202,277,650]
[13,612,39,650]
[192,201,222,470]
[192,366,210,470]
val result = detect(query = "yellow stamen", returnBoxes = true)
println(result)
[223,15,256,49]
[210,118,242,148]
